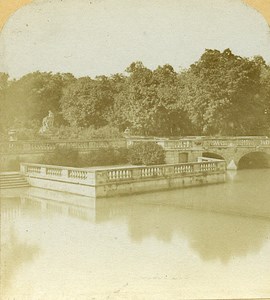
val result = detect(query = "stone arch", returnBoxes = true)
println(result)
[202,150,235,169]
[237,151,270,169]
[202,152,226,161]
[217,148,270,170]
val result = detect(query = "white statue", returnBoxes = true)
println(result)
[39,111,54,134]
[124,127,131,136]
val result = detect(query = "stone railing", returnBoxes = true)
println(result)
[1,139,127,154]
[202,137,270,148]
[20,163,96,185]
[21,158,226,187]
[126,136,270,150]
[94,158,226,184]
[20,158,226,197]
[2,136,270,155]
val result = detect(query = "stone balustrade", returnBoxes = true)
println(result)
[203,137,270,148]
[21,159,225,186]
[20,158,226,197]
[260,139,270,146]
[96,160,226,184]
[0,139,127,154]
[2,137,270,155]
[21,163,96,185]
[127,136,270,150]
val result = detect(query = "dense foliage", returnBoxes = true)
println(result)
[42,147,128,167]
[128,142,165,165]
[1,49,270,138]
[42,147,80,167]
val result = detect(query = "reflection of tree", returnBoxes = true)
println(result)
[1,197,40,296]
[178,211,269,263]
[0,227,40,297]
[1,192,94,298]
[95,198,270,263]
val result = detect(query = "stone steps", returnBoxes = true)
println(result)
[0,172,29,189]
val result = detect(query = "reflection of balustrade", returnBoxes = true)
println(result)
[20,196,94,221]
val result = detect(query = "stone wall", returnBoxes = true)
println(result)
[2,137,270,171]
[21,159,226,197]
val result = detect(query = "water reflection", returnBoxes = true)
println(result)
[1,169,270,299]
[1,198,40,297]
[2,169,270,263]
[21,188,96,222]
[94,169,270,262]
[96,198,270,263]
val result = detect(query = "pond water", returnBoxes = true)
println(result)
[1,169,270,299]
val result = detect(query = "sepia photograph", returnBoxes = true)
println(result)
[0,0,270,299]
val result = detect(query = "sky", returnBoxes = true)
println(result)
[0,0,270,79]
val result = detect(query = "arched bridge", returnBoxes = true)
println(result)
[127,136,270,169]
[1,136,270,170]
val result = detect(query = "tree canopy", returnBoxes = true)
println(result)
[1,49,269,138]
[181,49,266,135]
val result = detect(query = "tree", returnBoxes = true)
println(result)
[112,62,191,136]
[128,142,165,165]
[60,76,115,127]
[181,49,265,135]
[0,73,10,133]
[152,64,191,135]
[111,62,158,135]
[1,49,268,139]
[3,72,75,130]
[259,62,270,135]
